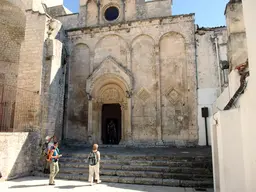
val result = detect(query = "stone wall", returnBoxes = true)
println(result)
[225,0,247,71]
[14,11,47,132]
[0,132,41,180]
[41,39,66,139]
[66,14,197,145]
[76,0,172,28]
[0,0,26,87]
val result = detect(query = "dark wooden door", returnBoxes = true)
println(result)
[101,104,121,144]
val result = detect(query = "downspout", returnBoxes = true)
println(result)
[194,25,199,90]
[213,35,222,94]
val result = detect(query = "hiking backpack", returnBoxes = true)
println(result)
[88,152,98,166]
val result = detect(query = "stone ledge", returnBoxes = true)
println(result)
[66,13,195,34]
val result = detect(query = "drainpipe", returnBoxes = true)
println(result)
[194,25,199,90]
[213,35,222,94]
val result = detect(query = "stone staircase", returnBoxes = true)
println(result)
[35,147,213,189]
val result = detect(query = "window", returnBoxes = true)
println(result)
[104,6,119,21]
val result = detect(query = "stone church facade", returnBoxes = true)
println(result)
[63,1,198,146]
[0,0,229,148]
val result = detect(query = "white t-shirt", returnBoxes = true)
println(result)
[48,141,54,151]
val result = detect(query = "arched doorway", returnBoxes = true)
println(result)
[101,104,122,144]
[86,56,134,145]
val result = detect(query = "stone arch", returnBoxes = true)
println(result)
[159,31,188,141]
[159,31,187,45]
[70,43,90,78]
[94,34,130,69]
[67,43,91,141]
[86,0,98,26]
[86,56,133,145]
[88,74,131,144]
[71,41,90,53]
[90,74,129,98]
[131,34,157,142]
[131,34,156,80]
[131,34,155,46]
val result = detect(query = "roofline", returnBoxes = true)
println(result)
[66,13,195,32]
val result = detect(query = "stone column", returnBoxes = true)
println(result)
[127,48,132,71]
[90,52,94,73]
[119,101,130,145]
[126,98,132,144]
[155,44,163,145]
[98,102,103,144]
[87,100,93,144]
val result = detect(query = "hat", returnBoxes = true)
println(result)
[45,136,51,142]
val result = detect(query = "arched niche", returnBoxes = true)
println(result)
[94,34,131,70]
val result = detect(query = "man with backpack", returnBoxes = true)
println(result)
[87,144,101,185]
[47,141,62,185]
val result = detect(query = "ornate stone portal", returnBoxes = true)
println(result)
[86,56,133,144]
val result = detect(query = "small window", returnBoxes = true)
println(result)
[104,6,119,21]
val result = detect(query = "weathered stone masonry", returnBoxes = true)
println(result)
[64,13,197,146]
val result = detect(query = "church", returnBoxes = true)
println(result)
[65,0,198,146]
[0,0,229,147]
[5,0,256,189]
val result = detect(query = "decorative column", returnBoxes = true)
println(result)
[155,44,163,145]
[97,101,103,144]
[90,51,94,74]
[127,48,132,71]
[127,98,132,144]
[122,99,132,145]
[87,100,93,144]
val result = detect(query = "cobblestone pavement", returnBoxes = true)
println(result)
[0,177,213,192]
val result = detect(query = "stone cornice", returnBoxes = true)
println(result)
[66,13,195,35]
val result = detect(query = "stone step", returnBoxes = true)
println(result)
[58,167,212,180]
[34,172,213,188]
[59,162,211,174]
[62,153,212,162]
[59,157,212,168]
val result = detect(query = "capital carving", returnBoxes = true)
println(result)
[121,102,128,110]
[93,102,102,111]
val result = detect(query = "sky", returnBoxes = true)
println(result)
[64,0,229,27]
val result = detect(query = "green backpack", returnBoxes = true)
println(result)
[88,152,98,166]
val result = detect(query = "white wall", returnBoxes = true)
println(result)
[240,1,256,191]
[42,0,63,7]
[211,1,256,191]
[198,88,218,145]
[196,28,228,146]
[211,109,246,192]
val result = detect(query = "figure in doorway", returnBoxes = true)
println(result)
[107,120,117,144]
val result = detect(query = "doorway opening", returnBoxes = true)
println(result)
[101,104,121,144]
